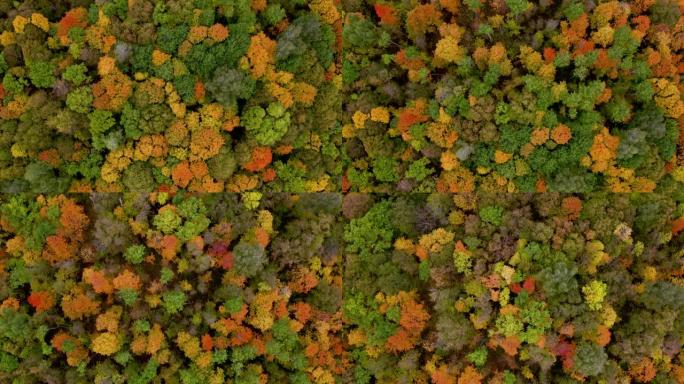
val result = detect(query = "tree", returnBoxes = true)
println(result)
[206,67,256,109]
[242,103,291,146]
[27,61,56,88]
[232,241,266,278]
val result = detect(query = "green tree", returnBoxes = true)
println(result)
[242,103,290,146]
[27,61,56,88]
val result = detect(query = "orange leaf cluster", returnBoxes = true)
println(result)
[57,8,88,43]
[386,294,430,353]
[27,290,55,312]
[397,100,429,140]
[671,217,684,235]
[262,168,277,182]
[39,148,61,167]
[588,128,619,172]
[190,128,225,160]
[594,325,611,347]
[135,135,169,161]
[436,167,476,193]
[374,4,400,26]
[59,197,89,236]
[61,290,100,320]
[251,0,267,12]
[399,298,430,334]
[51,331,89,366]
[531,127,550,146]
[385,328,414,353]
[244,147,273,172]
[551,124,572,145]
[42,235,77,264]
[291,302,312,325]
[208,24,229,42]
[113,269,142,291]
[406,4,443,38]
[458,366,483,384]
[395,50,426,71]
[289,268,319,294]
[172,161,194,188]
[0,298,19,310]
[254,227,269,247]
[629,358,657,383]
[432,365,456,384]
[488,334,521,356]
[83,268,114,294]
[157,234,180,261]
[247,33,277,79]
[594,50,618,76]
[562,196,583,220]
[131,323,166,356]
[560,13,589,48]
[631,0,656,14]
[42,197,90,264]
[439,0,459,14]
[92,71,133,111]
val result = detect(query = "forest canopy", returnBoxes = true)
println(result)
[0,0,683,383]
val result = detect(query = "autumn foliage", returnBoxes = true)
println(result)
[0,0,683,382]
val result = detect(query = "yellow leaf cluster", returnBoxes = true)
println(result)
[310,0,341,24]
[176,331,201,359]
[12,16,29,34]
[419,228,455,254]
[256,210,274,235]
[427,122,458,148]
[305,176,330,192]
[441,151,459,171]
[291,82,318,106]
[248,290,278,332]
[494,150,513,164]
[394,238,415,253]
[101,146,134,183]
[342,124,355,139]
[96,306,122,333]
[152,49,171,66]
[30,13,50,32]
[226,174,259,192]
[92,332,120,355]
[519,46,543,72]
[347,329,367,346]
[592,25,615,47]
[537,63,556,81]
[652,78,684,118]
[5,236,25,257]
[134,135,168,161]
[352,111,368,129]
[97,56,117,77]
[435,35,465,64]
[0,31,15,46]
[370,107,390,124]
[199,104,226,129]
